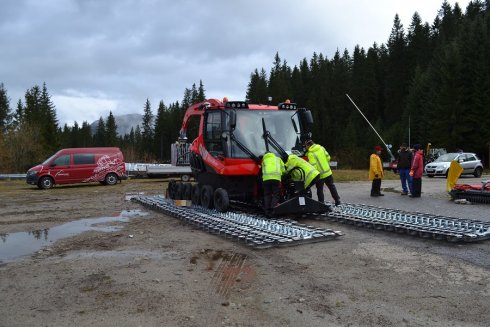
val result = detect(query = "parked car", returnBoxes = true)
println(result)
[26,147,127,189]
[424,152,483,178]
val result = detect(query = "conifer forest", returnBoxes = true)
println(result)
[1,1,489,172]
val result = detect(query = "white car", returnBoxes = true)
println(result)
[424,152,483,178]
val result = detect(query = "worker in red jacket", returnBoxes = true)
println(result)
[409,144,424,198]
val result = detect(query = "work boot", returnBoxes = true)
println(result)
[335,200,341,206]
[401,191,408,195]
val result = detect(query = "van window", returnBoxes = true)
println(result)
[53,155,70,166]
[74,154,95,165]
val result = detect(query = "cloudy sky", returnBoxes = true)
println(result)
[1,0,471,126]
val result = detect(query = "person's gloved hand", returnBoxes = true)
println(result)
[409,170,414,177]
[375,174,379,178]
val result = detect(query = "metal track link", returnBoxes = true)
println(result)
[133,195,343,249]
[326,203,490,242]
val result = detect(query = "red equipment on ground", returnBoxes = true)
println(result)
[167,98,331,215]
[450,181,490,204]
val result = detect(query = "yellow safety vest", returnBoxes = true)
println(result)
[285,154,319,189]
[262,152,285,181]
[306,144,332,179]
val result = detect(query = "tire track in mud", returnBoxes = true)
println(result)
[199,250,253,326]
[210,252,247,299]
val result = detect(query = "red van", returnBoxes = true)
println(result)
[26,147,128,189]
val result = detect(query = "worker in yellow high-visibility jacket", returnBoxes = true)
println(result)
[285,154,320,191]
[304,139,341,205]
[261,152,286,216]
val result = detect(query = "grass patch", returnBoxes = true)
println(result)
[332,169,399,182]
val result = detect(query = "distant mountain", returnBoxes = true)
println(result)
[90,113,143,136]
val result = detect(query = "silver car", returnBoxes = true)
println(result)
[425,152,483,178]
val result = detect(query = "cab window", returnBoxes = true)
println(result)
[205,111,224,155]
[52,155,70,166]
[74,154,95,165]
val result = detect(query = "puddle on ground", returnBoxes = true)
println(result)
[125,192,146,201]
[0,209,148,264]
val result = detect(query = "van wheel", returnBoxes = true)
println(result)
[474,167,483,178]
[38,176,54,189]
[105,173,118,185]
[181,174,191,182]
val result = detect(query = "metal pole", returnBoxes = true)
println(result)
[345,94,395,161]
[408,114,411,148]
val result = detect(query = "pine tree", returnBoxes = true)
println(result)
[13,99,24,127]
[153,100,168,160]
[40,83,59,153]
[197,80,206,102]
[384,14,409,127]
[141,99,154,157]
[181,88,192,109]
[0,83,11,132]
[190,83,199,103]
[94,117,106,146]
[105,111,118,146]
[79,121,93,147]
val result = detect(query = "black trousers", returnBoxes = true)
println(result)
[371,178,382,195]
[316,175,340,203]
[263,180,280,211]
[412,178,422,197]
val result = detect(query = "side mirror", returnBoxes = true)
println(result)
[299,110,314,125]
[229,110,237,130]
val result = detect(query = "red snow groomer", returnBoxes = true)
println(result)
[167,98,331,216]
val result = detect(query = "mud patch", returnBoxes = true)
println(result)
[0,209,147,263]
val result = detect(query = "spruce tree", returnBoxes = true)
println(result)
[94,117,106,146]
[40,83,59,153]
[197,80,206,102]
[153,100,168,160]
[105,111,118,146]
[141,99,154,157]
[0,83,11,132]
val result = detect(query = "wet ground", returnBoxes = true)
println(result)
[0,177,489,326]
[0,209,147,263]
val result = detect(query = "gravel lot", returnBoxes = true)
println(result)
[0,176,489,327]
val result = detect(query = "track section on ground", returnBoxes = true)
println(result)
[132,195,342,249]
[326,203,490,242]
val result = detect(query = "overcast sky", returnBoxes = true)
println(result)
[0,0,471,126]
